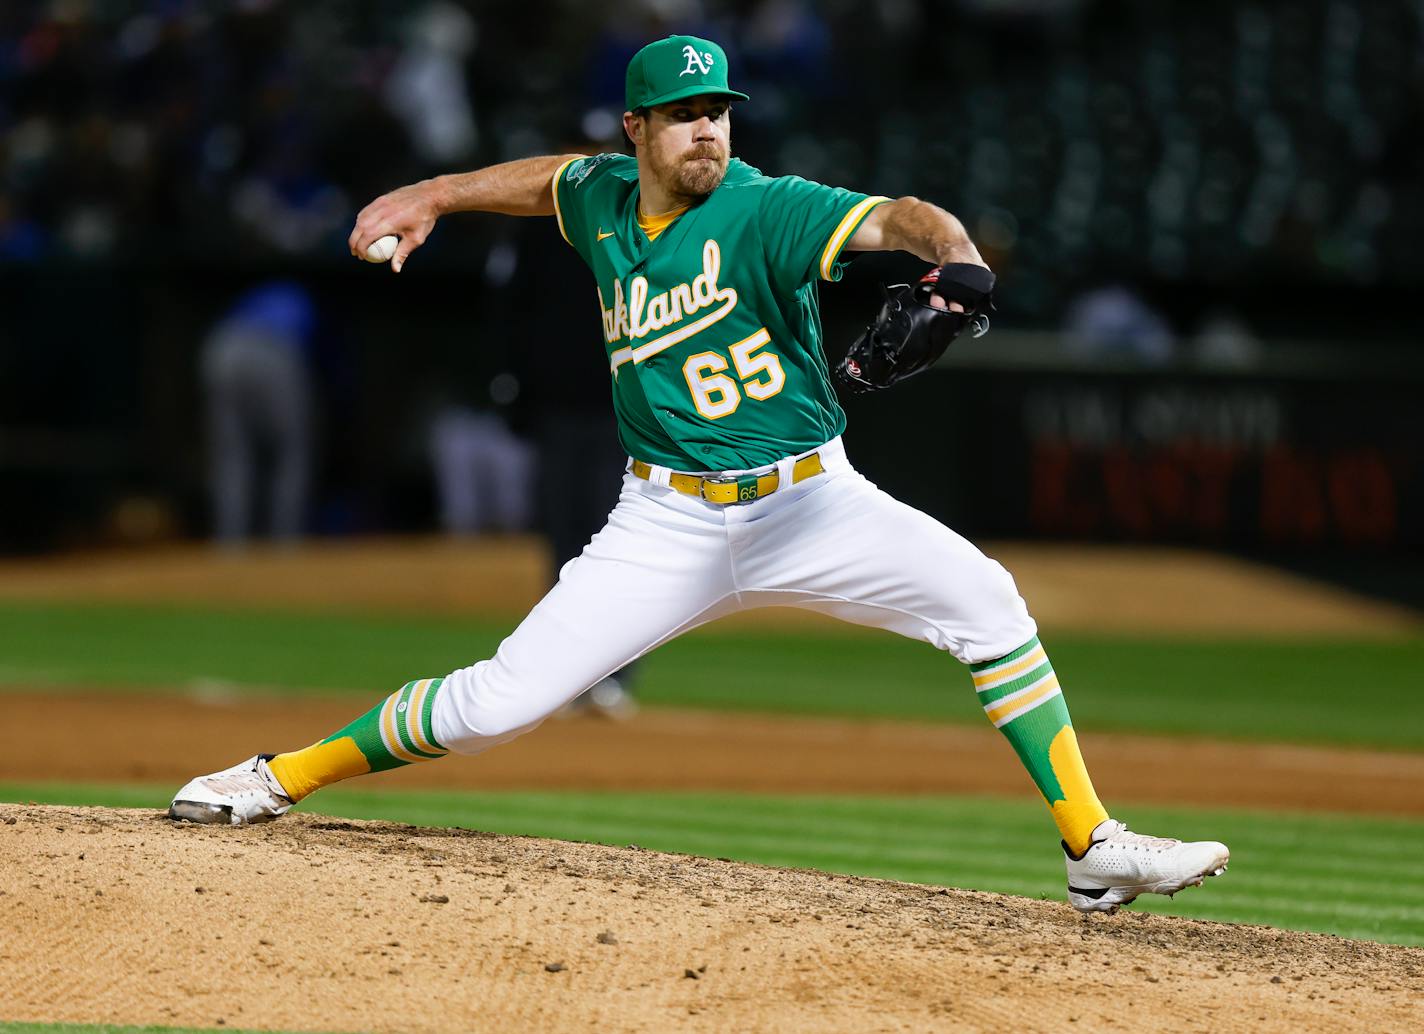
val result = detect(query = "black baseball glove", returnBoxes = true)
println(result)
[833,263,995,394]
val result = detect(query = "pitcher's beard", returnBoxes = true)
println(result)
[677,156,727,198]
[655,153,728,203]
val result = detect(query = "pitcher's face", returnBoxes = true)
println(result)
[627,95,732,204]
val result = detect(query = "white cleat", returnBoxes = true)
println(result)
[1065,818,1229,913]
[168,754,294,826]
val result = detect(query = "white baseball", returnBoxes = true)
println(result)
[364,234,399,264]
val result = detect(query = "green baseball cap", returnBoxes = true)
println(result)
[625,35,750,111]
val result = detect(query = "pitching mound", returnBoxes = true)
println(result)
[3,806,1420,1033]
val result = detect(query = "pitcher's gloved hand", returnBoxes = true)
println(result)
[834,263,995,394]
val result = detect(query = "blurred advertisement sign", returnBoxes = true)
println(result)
[1016,379,1411,549]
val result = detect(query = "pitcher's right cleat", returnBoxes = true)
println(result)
[168,754,294,826]
[1065,818,1229,913]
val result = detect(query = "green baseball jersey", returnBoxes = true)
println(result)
[553,153,889,471]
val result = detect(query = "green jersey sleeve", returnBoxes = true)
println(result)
[552,153,633,266]
[757,175,891,295]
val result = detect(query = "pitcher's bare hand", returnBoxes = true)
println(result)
[349,180,444,273]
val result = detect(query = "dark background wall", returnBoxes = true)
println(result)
[2,1,1421,595]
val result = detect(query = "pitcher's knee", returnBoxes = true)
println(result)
[970,561,1037,661]
[430,659,564,752]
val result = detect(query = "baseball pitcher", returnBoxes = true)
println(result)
[171,36,1228,913]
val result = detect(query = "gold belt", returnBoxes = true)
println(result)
[630,452,826,505]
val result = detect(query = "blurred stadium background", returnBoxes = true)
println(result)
[2,0,1421,571]
[3,0,1424,982]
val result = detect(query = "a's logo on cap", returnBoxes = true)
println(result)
[680,45,714,76]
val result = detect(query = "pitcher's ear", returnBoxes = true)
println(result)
[623,109,646,147]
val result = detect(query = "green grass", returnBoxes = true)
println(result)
[6,781,1422,947]
[1,600,1422,749]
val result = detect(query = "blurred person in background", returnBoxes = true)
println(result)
[1062,282,1176,366]
[383,2,480,166]
[1191,308,1263,369]
[428,390,536,535]
[201,280,317,545]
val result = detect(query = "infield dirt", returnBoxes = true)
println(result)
[2,804,1421,1034]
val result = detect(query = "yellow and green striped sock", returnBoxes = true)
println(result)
[970,637,1108,856]
[266,677,448,802]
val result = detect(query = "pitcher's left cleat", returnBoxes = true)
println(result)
[168,754,294,826]
[1065,818,1229,913]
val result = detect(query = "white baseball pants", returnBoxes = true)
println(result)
[431,437,1037,754]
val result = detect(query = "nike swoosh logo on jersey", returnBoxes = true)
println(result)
[596,229,615,242]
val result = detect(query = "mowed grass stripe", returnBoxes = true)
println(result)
[0,602,509,699]
[1,601,1422,749]
[320,788,1424,885]
[4,783,1421,946]
[313,797,1424,898]
[384,792,1424,868]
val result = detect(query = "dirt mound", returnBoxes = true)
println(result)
[3,805,1420,1033]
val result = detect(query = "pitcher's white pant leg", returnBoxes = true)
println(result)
[731,468,1035,665]
[431,477,738,755]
